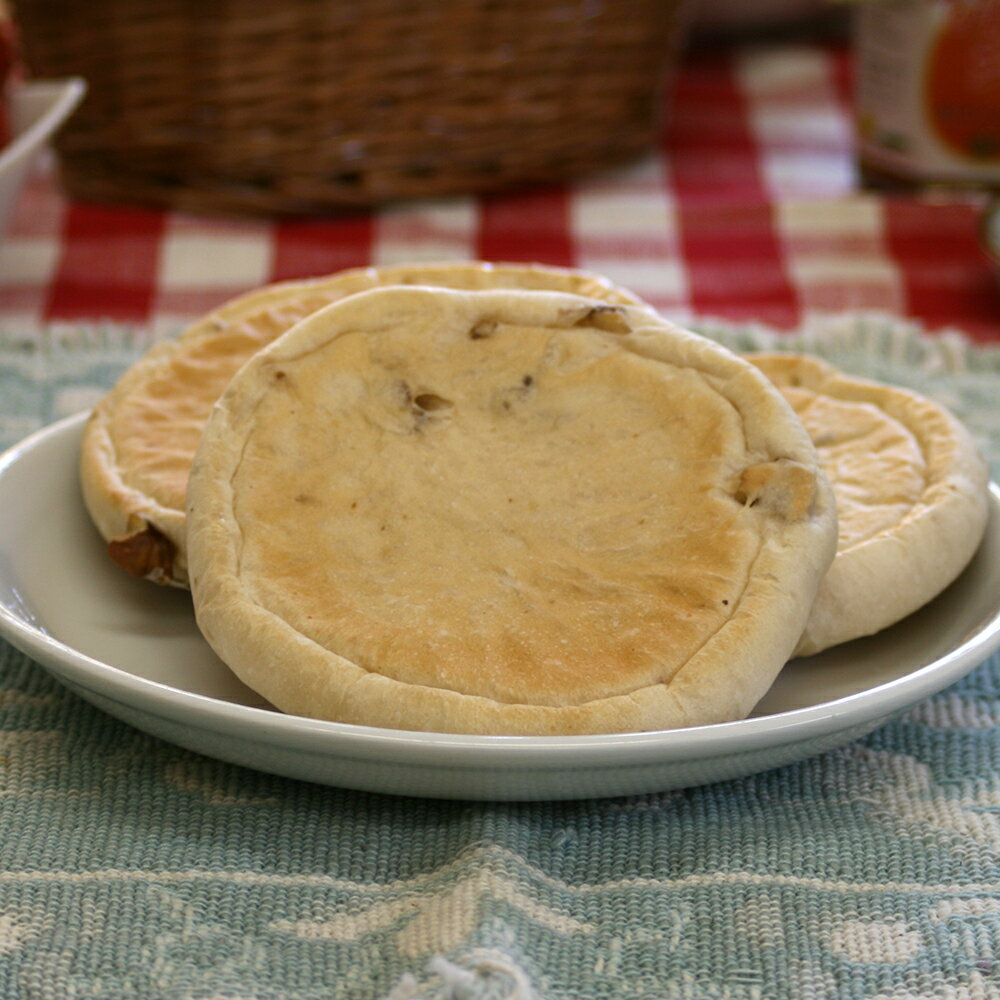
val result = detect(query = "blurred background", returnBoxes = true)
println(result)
[1,0,997,337]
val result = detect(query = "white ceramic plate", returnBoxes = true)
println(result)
[2,412,1000,801]
[0,78,86,237]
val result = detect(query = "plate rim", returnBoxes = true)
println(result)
[2,411,1000,769]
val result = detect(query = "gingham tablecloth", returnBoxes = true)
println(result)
[3,38,1000,1000]
[1,42,997,342]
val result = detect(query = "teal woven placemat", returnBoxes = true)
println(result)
[2,314,1000,1000]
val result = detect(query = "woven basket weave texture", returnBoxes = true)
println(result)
[14,0,685,215]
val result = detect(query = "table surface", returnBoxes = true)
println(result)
[2,36,1000,1000]
[1,41,998,342]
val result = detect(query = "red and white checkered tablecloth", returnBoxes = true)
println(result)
[1,41,998,341]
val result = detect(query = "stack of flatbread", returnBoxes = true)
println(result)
[79,262,990,735]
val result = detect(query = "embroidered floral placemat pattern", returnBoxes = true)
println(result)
[1,314,999,1000]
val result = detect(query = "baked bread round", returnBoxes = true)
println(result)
[80,261,643,587]
[186,286,837,735]
[747,352,990,656]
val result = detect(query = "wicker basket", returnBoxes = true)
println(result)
[12,0,687,216]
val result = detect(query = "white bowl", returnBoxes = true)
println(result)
[982,199,1000,279]
[0,77,86,236]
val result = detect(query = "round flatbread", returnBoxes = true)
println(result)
[80,261,644,587]
[186,287,837,735]
[747,352,990,656]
